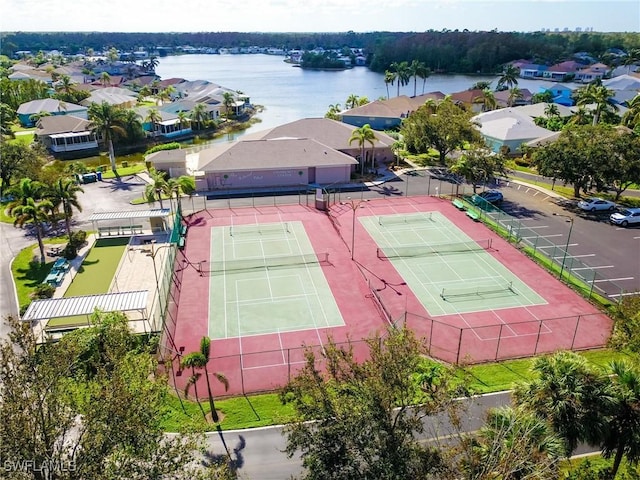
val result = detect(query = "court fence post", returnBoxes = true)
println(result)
[571,315,581,350]
[456,328,463,364]
[534,320,544,356]
[495,324,504,361]
[287,348,291,383]
[239,354,245,396]
[428,316,434,354]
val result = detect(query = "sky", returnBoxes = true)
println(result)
[1,0,638,33]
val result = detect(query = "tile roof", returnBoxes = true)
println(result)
[35,115,92,136]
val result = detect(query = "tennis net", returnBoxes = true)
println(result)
[229,222,290,237]
[440,281,515,301]
[201,252,329,274]
[378,214,432,226]
[377,239,492,259]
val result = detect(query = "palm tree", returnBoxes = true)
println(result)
[601,360,640,480]
[507,87,523,107]
[190,103,208,131]
[621,93,640,130]
[100,71,111,87]
[345,94,359,110]
[408,60,429,97]
[575,82,619,125]
[181,337,228,423]
[56,74,75,96]
[462,406,564,479]
[391,61,410,97]
[144,167,170,209]
[416,62,431,95]
[47,178,83,238]
[121,109,144,144]
[176,111,190,131]
[88,101,127,173]
[384,70,396,99]
[222,92,235,118]
[348,124,377,175]
[145,107,162,136]
[146,55,159,73]
[567,105,591,126]
[325,103,342,120]
[544,103,560,118]
[474,88,497,112]
[137,85,152,103]
[513,351,613,457]
[497,64,520,90]
[13,199,53,264]
[167,175,195,215]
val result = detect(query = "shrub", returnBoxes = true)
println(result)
[69,230,87,248]
[31,283,55,300]
[62,244,77,260]
[145,143,181,155]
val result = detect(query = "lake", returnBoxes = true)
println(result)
[155,54,544,140]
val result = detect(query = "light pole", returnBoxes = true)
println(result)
[553,213,574,280]
[341,197,368,260]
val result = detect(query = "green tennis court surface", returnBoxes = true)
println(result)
[208,221,344,339]
[361,212,546,316]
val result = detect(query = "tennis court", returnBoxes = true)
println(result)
[360,211,546,316]
[207,220,344,339]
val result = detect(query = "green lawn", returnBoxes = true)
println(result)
[100,163,146,179]
[63,237,129,297]
[160,348,630,431]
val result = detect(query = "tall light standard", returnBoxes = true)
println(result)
[553,213,574,280]
[341,197,368,260]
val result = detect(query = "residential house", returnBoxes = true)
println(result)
[575,63,611,83]
[160,99,221,124]
[8,66,52,84]
[135,106,192,139]
[537,82,577,106]
[196,138,358,191]
[340,92,446,129]
[519,63,548,80]
[471,109,553,154]
[80,90,137,108]
[542,61,583,82]
[17,99,88,127]
[494,88,533,107]
[449,89,487,112]
[35,115,98,159]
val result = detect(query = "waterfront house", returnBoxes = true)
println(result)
[575,63,610,83]
[340,93,445,129]
[135,106,193,138]
[542,61,583,82]
[536,82,576,106]
[494,88,533,107]
[518,63,548,79]
[17,99,88,127]
[471,109,553,154]
[35,115,98,159]
[81,89,137,108]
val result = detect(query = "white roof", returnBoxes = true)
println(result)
[480,117,552,141]
[88,209,170,221]
[23,291,149,321]
[603,74,640,91]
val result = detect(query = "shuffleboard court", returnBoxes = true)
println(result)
[207,220,344,339]
[360,211,546,316]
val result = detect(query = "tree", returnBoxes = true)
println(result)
[0,102,16,137]
[348,123,377,175]
[601,360,640,480]
[345,93,360,110]
[222,91,235,118]
[575,81,619,126]
[390,61,410,97]
[609,295,640,353]
[401,97,481,164]
[600,130,640,200]
[384,70,396,99]
[473,88,497,112]
[181,337,228,423]
[145,107,162,136]
[177,111,190,131]
[280,327,461,480]
[325,103,342,120]
[190,102,208,130]
[458,406,564,480]
[167,174,196,214]
[450,147,506,192]
[497,64,519,90]
[46,177,83,238]
[0,312,230,480]
[88,101,127,173]
[531,125,611,197]
[100,71,111,87]
[408,59,429,97]
[144,167,170,209]
[513,351,613,457]
[621,94,640,130]
[7,177,50,263]
[507,87,523,107]
[0,143,45,197]
[121,108,145,144]
[471,81,492,91]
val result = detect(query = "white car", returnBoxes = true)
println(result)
[610,208,640,227]
[577,197,616,212]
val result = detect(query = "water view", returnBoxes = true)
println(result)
[155,54,545,140]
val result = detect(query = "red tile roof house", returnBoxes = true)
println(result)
[542,61,584,82]
[449,89,486,112]
[575,63,611,83]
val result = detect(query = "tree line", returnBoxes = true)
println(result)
[2,31,639,74]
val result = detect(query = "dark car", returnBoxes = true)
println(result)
[472,189,504,205]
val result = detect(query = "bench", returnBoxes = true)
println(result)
[452,198,466,211]
[178,236,186,250]
[466,210,480,222]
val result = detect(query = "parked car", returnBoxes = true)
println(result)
[610,207,640,227]
[577,197,616,212]
[472,189,504,205]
